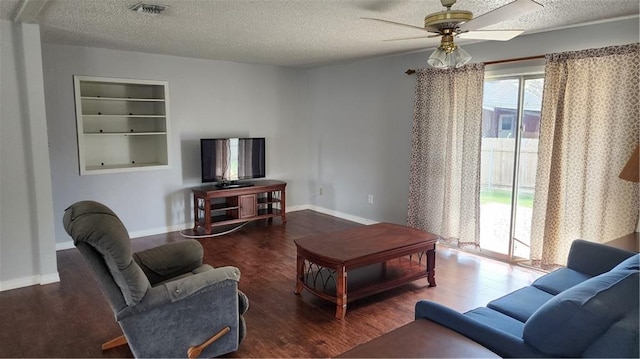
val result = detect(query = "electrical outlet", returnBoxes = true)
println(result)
[368,194,374,205]
[319,187,323,196]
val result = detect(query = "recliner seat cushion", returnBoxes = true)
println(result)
[523,269,639,357]
[133,240,204,284]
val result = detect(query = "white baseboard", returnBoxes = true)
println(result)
[40,272,61,285]
[282,203,378,225]
[128,223,188,239]
[55,203,376,252]
[0,272,60,292]
[56,241,75,251]
[305,205,378,225]
[286,204,310,212]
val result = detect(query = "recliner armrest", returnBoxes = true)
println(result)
[116,266,241,320]
[165,266,240,302]
[566,239,635,277]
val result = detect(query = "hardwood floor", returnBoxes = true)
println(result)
[0,210,543,358]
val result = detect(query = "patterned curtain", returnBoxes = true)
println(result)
[530,43,640,267]
[407,64,485,248]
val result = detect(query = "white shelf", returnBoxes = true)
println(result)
[82,115,167,118]
[81,96,165,102]
[85,162,169,171]
[84,132,167,136]
[83,162,170,175]
[74,75,170,175]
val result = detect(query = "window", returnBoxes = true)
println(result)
[479,75,544,260]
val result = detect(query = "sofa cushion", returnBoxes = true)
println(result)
[487,286,554,322]
[532,267,592,295]
[523,269,639,357]
[612,253,640,271]
[464,307,525,338]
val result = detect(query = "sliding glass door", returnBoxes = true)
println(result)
[479,75,544,260]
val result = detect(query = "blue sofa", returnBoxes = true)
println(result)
[415,240,639,358]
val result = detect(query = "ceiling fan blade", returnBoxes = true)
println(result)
[458,30,524,41]
[361,17,439,33]
[459,0,543,32]
[383,34,441,42]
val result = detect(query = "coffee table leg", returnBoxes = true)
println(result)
[426,246,437,287]
[294,254,304,294]
[335,265,347,319]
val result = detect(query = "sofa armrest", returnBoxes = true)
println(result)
[415,300,543,358]
[566,239,635,276]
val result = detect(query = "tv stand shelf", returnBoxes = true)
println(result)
[192,180,287,234]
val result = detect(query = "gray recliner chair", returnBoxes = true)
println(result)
[63,200,248,358]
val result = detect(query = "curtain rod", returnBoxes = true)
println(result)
[405,55,545,75]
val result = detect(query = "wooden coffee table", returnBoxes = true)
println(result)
[294,223,439,319]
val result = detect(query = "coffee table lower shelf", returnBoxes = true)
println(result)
[296,257,431,305]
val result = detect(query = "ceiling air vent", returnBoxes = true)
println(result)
[129,2,167,16]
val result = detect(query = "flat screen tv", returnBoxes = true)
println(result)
[201,137,266,187]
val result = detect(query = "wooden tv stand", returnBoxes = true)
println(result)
[192,180,286,234]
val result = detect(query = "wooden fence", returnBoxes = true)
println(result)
[480,138,539,191]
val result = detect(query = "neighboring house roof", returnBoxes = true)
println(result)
[483,79,543,112]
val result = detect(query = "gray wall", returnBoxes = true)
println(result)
[1,21,58,288]
[43,45,310,244]
[305,17,640,225]
[306,55,417,224]
[1,16,637,289]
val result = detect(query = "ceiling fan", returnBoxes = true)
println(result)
[363,0,543,68]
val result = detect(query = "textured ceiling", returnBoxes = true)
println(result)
[1,0,638,68]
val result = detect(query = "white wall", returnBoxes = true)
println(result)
[42,45,310,246]
[1,21,58,290]
[306,17,640,225]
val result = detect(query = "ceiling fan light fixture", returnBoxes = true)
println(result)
[452,46,472,67]
[427,35,471,69]
[427,47,449,68]
[427,45,471,68]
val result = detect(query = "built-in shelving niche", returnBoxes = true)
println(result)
[73,76,170,175]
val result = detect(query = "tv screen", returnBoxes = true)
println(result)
[201,138,266,183]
